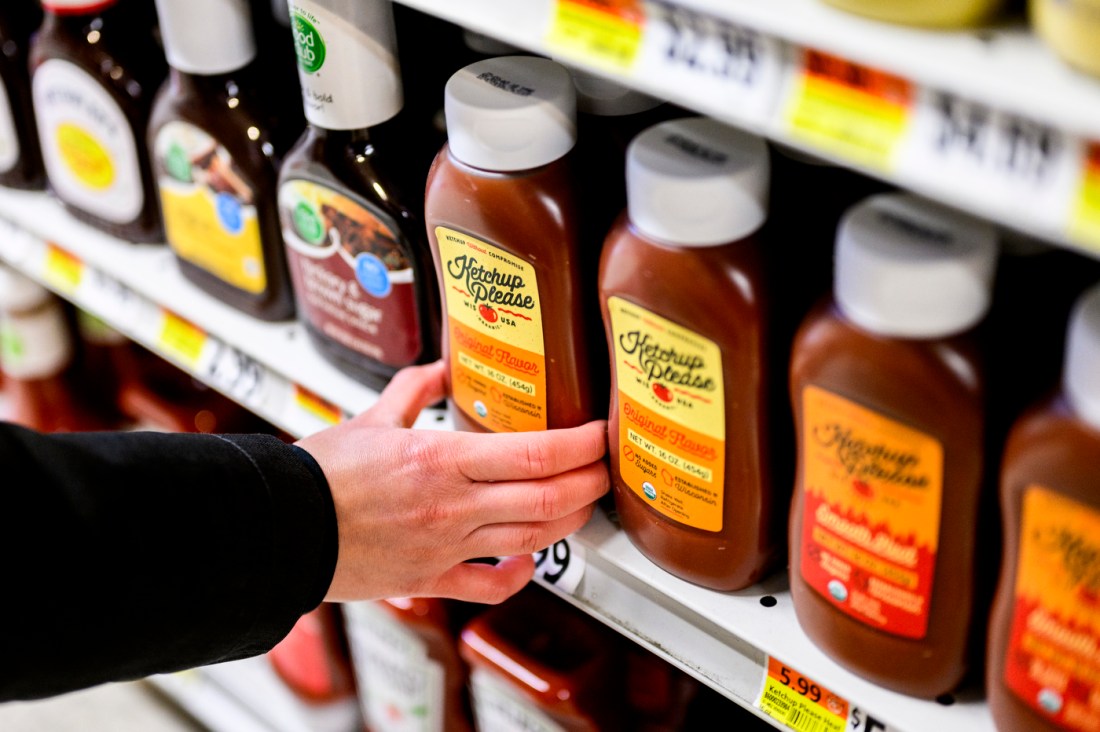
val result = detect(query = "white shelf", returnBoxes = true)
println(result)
[397,0,1100,262]
[0,188,994,731]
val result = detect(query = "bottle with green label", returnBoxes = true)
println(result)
[0,2,45,191]
[29,0,166,242]
[277,0,439,390]
[149,0,301,321]
[598,117,781,592]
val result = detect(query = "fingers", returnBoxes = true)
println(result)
[464,503,597,560]
[472,461,609,525]
[453,419,608,482]
[363,360,448,428]
[427,555,535,604]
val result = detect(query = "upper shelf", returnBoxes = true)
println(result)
[396,0,1100,261]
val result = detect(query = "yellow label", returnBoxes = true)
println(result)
[758,657,848,732]
[155,121,266,295]
[293,384,343,425]
[609,297,725,531]
[157,310,207,369]
[43,244,84,293]
[799,385,943,639]
[56,122,115,190]
[1070,142,1100,254]
[546,0,645,72]
[785,49,912,172]
[436,226,546,432]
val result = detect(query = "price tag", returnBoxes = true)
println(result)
[757,658,848,732]
[78,268,141,330]
[157,310,208,371]
[901,91,1078,222]
[203,340,270,410]
[847,707,895,732]
[533,536,586,594]
[42,243,84,294]
[293,384,345,426]
[1069,142,1100,253]
[636,2,782,125]
[783,49,913,172]
[546,0,645,72]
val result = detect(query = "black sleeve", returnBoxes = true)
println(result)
[0,423,339,701]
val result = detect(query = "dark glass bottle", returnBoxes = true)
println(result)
[0,1,44,190]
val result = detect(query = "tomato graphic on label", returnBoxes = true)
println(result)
[478,304,498,322]
[852,479,873,498]
[652,383,673,402]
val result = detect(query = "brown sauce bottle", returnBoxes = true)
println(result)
[278,0,438,391]
[788,193,999,698]
[149,0,300,321]
[29,0,166,242]
[599,117,780,591]
[0,2,44,190]
[424,56,594,433]
[986,282,1100,732]
[343,598,476,732]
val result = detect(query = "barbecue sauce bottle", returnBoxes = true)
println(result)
[599,117,780,591]
[278,0,438,390]
[29,0,165,242]
[425,56,594,433]
[0,2,44,190]
[150,0,297,321]
[986,281,1100,732]
[788,192,999,698]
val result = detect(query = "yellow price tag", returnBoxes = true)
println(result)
[785,49,913,172]
[1069,142,1100,254]
[294,384,344,426]
[43,244,84,293]
[157,310,207,369]
[757,657,848,732]
[547,0,645,72]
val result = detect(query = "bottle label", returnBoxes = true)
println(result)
[607,296,726,531]
[344,602,446,732]
[280,179,422,367]
[153,121,266,294]
[0,305,73,380]
[435,226,546,432]
[31,59,143,224]
[468,667,566,732]
[0,81,19,174]
[798,385,943,639]
[288,0,402,130]
[1004,486,1100,731]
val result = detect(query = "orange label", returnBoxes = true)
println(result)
[758,657,849,732]
[785,49,912,172]
[43,243,84,293]
[293,384,343,425]
[799,386,943,639]
[436,227,546,432]
[547,0,645,72]
[1071,142,1100,254]
[609,297,724,531]
[1004,487,1100,730]
[157,310,207,370]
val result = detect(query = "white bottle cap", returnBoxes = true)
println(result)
[154,0,257,75]
[834,193,998,339]
[1064,282,1100,430]
[444,56,576,172]
[569,67,663,117]
[625,117,769,246]
[0,266,52,313]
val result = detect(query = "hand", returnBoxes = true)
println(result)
[295,360,610,605]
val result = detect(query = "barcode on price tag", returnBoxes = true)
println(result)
[636,2,782,125]
[533,536,586,594]
[293,384,345,426]
[784,49,913,172]
[757,657,848,732]
[546,0,645,72]
[157,310,208,370]
[43,243,84,294]
[1069,142,1100,253]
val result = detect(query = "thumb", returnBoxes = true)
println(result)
[360,360,448,428]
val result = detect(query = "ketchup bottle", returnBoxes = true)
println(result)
[424,56,595,433]
[788,192,999,698]
[343,598,476,732]
[0,1,44,190]
[986,282,1100,732]
[599,117,780,591]
[29,0,166,242]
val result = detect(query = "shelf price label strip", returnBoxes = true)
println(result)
[292,383,346,428]
[533,536,586,595]
[1070,142,1100,254]
[0,216,40,265]
[546,0,646,72]
[43,243,85,294]
[756,657,895,732]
